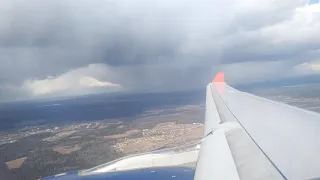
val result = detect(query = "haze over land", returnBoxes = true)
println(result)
[0,84,319,179]
[0,91,204,179]
[251,83,320,113]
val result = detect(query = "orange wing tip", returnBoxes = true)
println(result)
[213,72,224,83]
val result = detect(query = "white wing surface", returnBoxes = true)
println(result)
[195,73,320,180]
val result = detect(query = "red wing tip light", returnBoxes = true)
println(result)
[213,72,224,83]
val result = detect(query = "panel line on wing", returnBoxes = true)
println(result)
[194,130,240,180]
[209,83,237,123]
[203,84,222,135]
[211,83,288,180]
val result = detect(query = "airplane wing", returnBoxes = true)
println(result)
[42,73,320,180]
[195,72,320,180]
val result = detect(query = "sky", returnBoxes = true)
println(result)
[0,0,320,101]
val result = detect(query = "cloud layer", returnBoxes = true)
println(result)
[0,0,320,101]
[23,64,121,96]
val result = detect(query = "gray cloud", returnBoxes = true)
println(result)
[0,0,320,101]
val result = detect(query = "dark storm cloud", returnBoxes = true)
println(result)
[0,0,185,63]
[0,0,192,95]
[0,0,319,101]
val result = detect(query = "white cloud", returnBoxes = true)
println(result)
[79,76,120,88]
[296,3,320,23]
[294,60,320,73]
[309,63,320,71]
[23,64,121,96]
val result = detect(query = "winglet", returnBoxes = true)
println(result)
[213,72,224,83]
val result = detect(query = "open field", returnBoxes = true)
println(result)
[54,145,82,154]
[6,157,27,169]
[104,130,141,140]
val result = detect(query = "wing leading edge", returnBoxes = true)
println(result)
[195,73,320,180]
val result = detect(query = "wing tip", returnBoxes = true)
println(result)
[213,72,224,83]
